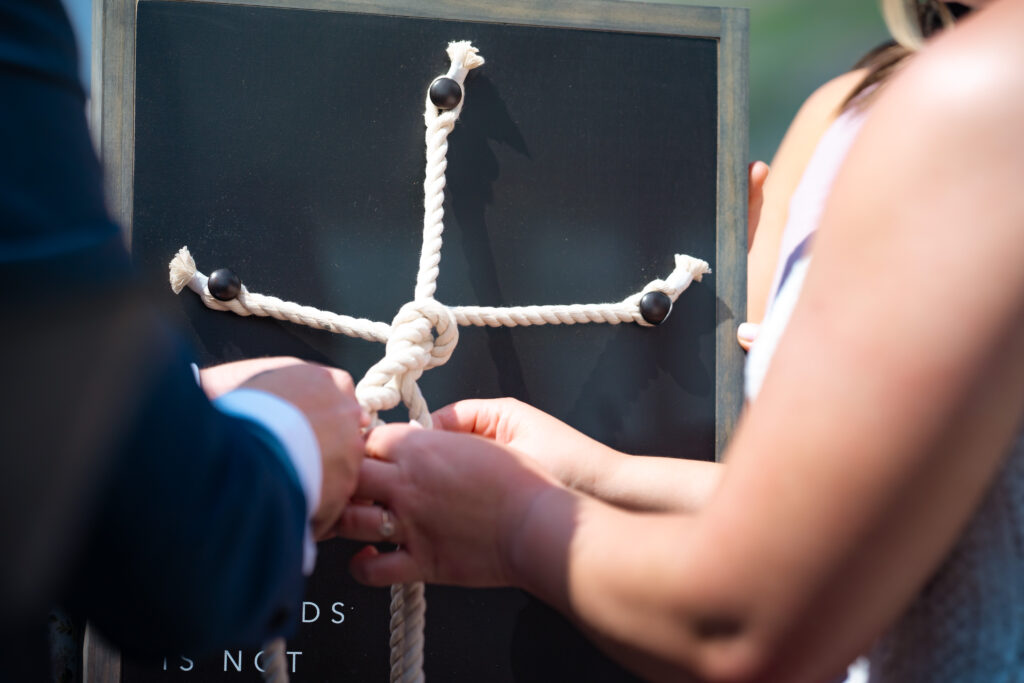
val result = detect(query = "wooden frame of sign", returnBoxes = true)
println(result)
[86,0,747,680]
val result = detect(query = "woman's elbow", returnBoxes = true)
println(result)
[686,624,774,683]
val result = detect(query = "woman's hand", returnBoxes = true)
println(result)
[335,423,567,588]
[747,160,770,247]
[436,399,723,513]
[738,161,770,352]
[432,398,623,493]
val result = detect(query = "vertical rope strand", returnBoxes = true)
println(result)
[393,40,484,683]
[414,42,485,301]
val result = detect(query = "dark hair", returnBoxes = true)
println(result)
[842,2,972,111]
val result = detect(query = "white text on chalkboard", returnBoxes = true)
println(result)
[302,600,346,623]
[225,649,302,673]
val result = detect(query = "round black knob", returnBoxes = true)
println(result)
[429,77,463,110]
[639,291,672,325]
[208,268,242,301]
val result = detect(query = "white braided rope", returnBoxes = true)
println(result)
[380,41,481,683]
[354,298,457,427]
[416,42,484,302]
[169,248,390,344]
[450,254,709,327]
[389,581,426,683]
[169,249,709,336]
[167,40,709,683]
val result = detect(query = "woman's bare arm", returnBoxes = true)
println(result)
[513,7,1024,679]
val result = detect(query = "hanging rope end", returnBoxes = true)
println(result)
[673,254,711,283]
[447,41,484,72]
[169,246,197,294]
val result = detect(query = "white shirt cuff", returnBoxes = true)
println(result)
[213,388,322,575]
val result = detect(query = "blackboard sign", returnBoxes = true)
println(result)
[88,0,747,680]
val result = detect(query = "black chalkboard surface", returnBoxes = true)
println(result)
[94,0,747,680]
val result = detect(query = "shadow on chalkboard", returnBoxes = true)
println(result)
[565,285,715,454]
[449,73,535,401]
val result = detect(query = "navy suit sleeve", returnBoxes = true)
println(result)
[67,339,309,654]
[0,0,307,656]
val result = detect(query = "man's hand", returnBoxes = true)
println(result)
[240,364,367,540]
[198,356,307,399]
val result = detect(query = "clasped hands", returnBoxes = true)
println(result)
[201,358,613,590]
[196,157,773,585]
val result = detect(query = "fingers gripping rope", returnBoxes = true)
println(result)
[168,40,709,683]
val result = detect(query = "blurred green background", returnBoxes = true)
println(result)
[644,0,889,160]
[66,0,889,163]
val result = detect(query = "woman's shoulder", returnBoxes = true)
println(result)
[746,68,868,323]
[802,70,869,118]
[783,69,869,149]
[824,0,1024,318]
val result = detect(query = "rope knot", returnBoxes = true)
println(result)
[389,298,458,371]
[355,299,458,426]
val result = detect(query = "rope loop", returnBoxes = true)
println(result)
[393,298,458,369]
[355,298,458,426]
[384,299,459,376]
